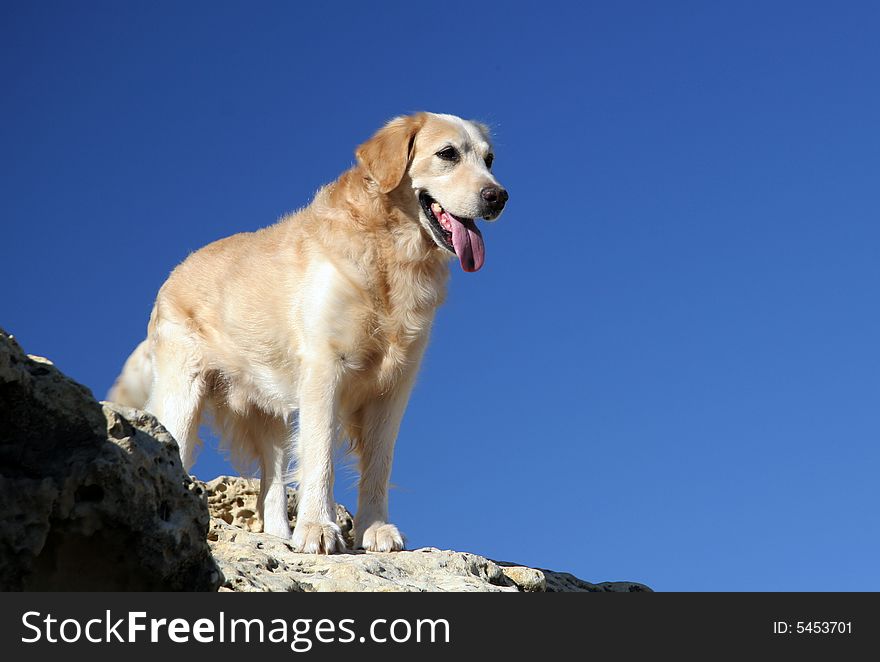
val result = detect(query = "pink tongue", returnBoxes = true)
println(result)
[442,211,485,272]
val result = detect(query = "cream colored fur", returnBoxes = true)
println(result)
[108,112,506,553]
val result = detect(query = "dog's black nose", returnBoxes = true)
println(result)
[481,186,509,210]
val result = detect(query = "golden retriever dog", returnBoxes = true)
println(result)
[109,112,508,553]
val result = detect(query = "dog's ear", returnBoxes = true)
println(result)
[356,113,426,194]
[470,120,493,143]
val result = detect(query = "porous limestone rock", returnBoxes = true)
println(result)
[199,475,354,546]
[210,520,521,592]
[0,328,219,590]
[204,475,652,593]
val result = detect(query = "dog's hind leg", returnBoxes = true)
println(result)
[256,415,293,539]
[144,329,205,471]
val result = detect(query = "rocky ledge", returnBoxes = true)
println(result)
[200,476,650,592]
[0,328,219,590]
[0,328,650,592]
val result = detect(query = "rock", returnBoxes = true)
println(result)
[499,565,546,592]
[540,570,652,593]
[210,522,519,592]
[204,475,652,593]
[0,328,219,590]
[198,475,354,547]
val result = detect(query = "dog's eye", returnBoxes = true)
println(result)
[484,153,494,169]
[436,146,459,162]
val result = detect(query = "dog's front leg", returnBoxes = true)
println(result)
[354,340,427,552]
[291,362,346,554]
[353,397,407,552]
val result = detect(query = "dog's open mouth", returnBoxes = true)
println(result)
[418,192,485,272]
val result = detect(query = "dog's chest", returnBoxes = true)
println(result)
[355,260,448,392]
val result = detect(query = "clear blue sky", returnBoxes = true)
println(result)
[2,1,878,591]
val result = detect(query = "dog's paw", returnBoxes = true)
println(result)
[291,520,346,554]
[356,522,405,552]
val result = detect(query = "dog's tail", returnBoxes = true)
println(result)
[106,338,153,409]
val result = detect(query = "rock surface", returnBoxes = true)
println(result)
[0,329,219,590]
[203,476,652,593]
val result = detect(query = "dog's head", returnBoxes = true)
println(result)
[356,112,508,272]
